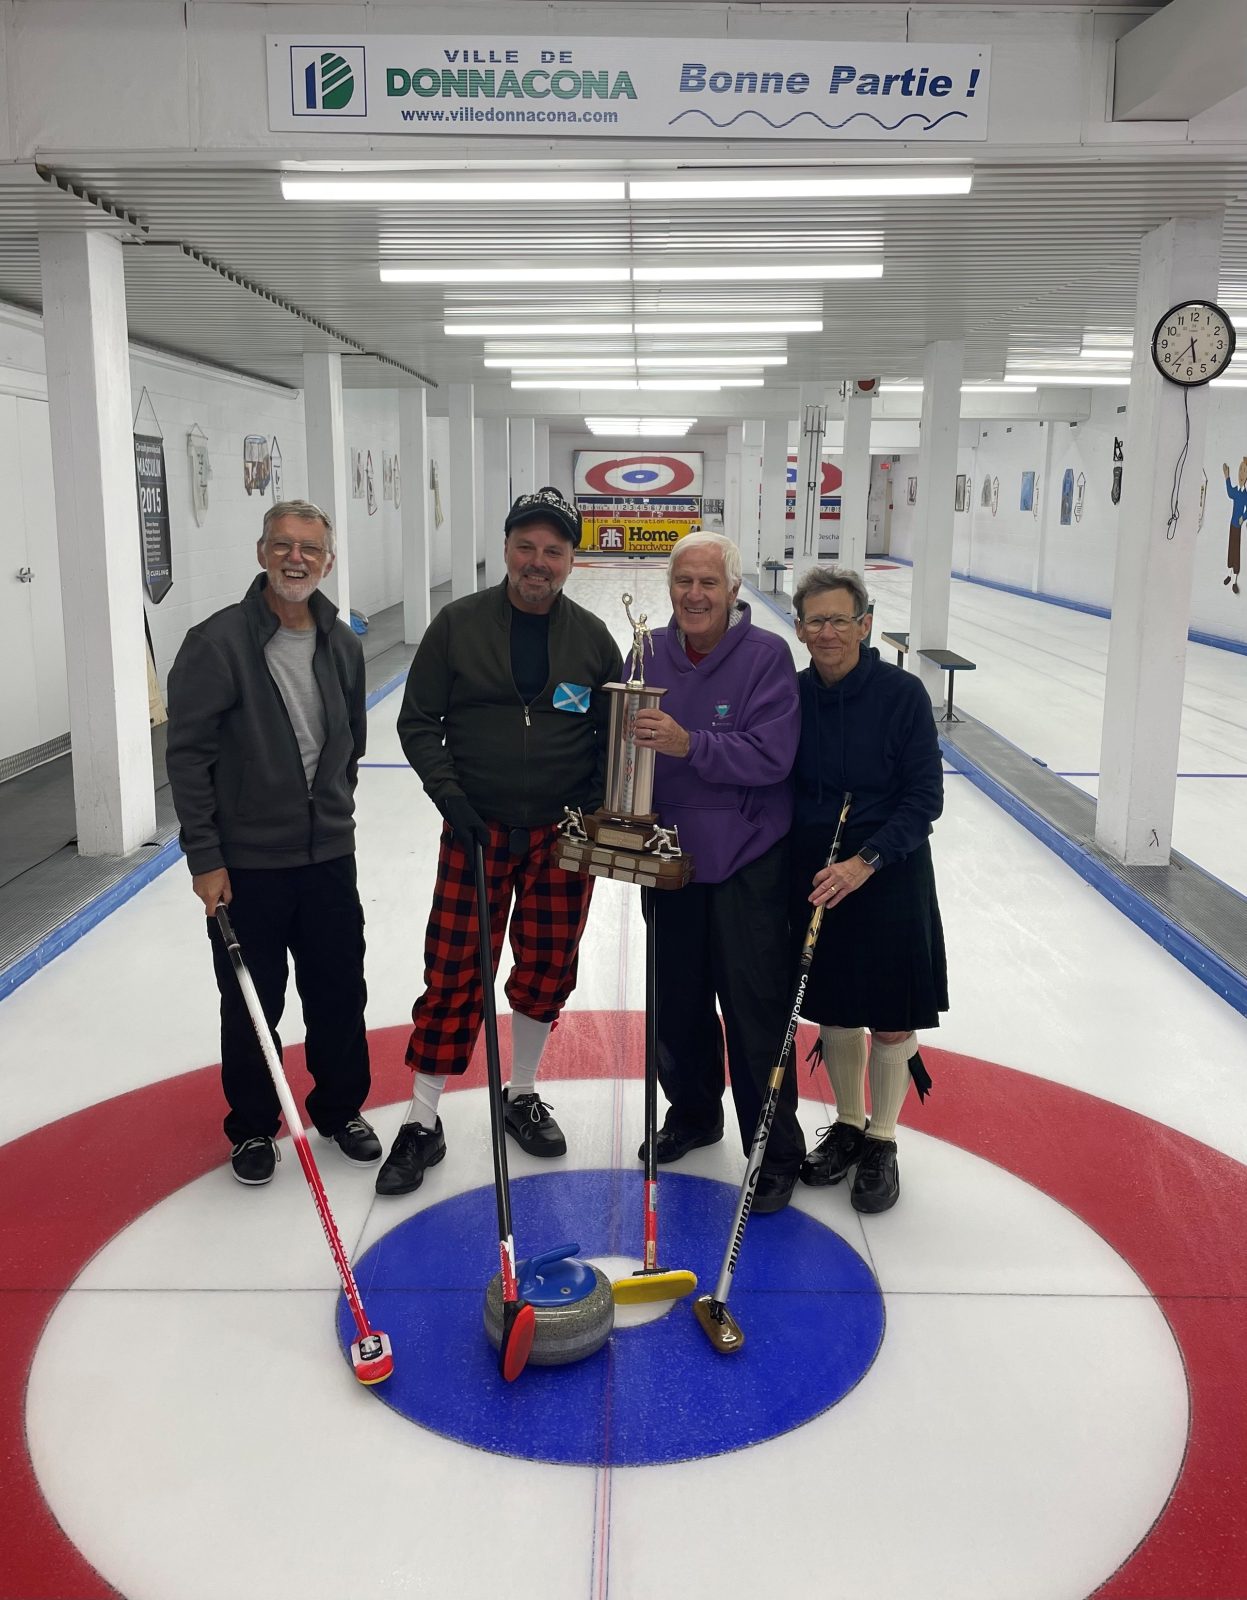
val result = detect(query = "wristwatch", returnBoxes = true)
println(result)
[857,846,882,871]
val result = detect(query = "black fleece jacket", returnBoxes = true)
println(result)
[793,646,943,866]
[398,580,623,827]
[166,575,366,874]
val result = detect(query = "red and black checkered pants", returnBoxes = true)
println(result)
[406,820,594,1075]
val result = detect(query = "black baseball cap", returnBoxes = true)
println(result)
[504,486,582,548]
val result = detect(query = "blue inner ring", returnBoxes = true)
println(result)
[339,1170,885,1466]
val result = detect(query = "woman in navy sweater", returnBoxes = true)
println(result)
[791,567,947,1213]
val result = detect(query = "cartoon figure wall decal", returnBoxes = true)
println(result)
[1223,459,1246,596]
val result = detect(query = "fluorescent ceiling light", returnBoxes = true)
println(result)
[633,320,822,334]
[382,266,630,284]
[585,417,697,436]
[485,358,639,370]
[1005,373,1130,387]
[636,355,785,368]
[284,178,625,202]
[445,323,636,337]
[639,378,740,390]
[628,172,971,201]
[880,383,1035,395]
[512,379,643,391]
[717,377,768,387]
[633,263,882,282]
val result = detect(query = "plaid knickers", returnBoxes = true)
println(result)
[406,819,594,1075]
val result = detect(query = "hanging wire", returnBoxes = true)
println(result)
[1165,386,1191,541]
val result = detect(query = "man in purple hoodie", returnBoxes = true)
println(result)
[633,532,804,1212]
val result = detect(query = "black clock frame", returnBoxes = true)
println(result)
[1150,299,1237,388]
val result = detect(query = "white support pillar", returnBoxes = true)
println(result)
[909,340,965,708]
[303,353,351,621]
[448,383,477,599]
[399,387,431,643]
[510,417,537,500]
[1096,214,1223,865]
[39,228,155,856]
[534,420,551,487]
[839,385,873,578]
[794,385,828,590]
[481,416,511,589]
[759,416,790,583]
[738,420,764,577]
[723,421,743,546]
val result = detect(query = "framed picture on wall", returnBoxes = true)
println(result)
[955,474,968,512]
[1020,471,1035,512]
[981,473,992,508]
[906,476,917,505]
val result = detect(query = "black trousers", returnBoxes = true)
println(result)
[650,838,805,1175]
[207,856,371,1145]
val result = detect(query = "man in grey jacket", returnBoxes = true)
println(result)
[166,500,380,1185]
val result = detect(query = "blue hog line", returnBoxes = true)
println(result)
[667,107,969,132]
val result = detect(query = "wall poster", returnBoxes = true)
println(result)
[135,433,173,603]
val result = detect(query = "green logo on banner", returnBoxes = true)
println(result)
[309,52,355,110]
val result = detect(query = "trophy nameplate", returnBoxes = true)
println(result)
[557,594,693,891]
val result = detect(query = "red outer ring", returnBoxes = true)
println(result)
[2,1018,1245,1598]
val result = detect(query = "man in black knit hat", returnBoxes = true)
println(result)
[377,487,623,1196]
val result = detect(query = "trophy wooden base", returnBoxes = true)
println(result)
[556,837,694,891]
[584,811,656,852]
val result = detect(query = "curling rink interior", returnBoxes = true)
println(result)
[3,562,1247,1600]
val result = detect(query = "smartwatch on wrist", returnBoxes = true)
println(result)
[857,846,882,871]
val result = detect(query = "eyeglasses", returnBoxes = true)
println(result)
[267,539,328,562]
[800,613,865,634]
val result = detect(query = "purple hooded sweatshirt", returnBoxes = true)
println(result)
[647,603,800,884]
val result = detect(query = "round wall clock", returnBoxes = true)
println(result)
[1151,301,1236,387]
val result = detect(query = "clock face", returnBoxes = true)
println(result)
[1151,301,1237,387]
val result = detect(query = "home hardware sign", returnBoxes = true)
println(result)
[269,37,990,141]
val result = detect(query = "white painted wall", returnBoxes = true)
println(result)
[884,386,1247,646]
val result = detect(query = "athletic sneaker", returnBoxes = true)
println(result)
[328,1116,382,1165]
[231,1136,278,1186]
[799,1120,868,1187]
[375,1119,446,1196]
[502,1089,567,1157]
[851,1137,900,1213]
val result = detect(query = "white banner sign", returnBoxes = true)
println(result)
[267,37,990,141]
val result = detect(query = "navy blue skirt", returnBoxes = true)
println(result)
[789,827,948,1032]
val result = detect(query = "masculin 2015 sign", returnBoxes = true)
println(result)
[268,37,990,140]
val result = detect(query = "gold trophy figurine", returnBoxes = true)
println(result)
[557,594,693,890]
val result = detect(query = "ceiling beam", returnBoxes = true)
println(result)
[1114,0,1247,121]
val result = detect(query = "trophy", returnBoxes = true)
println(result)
[557,595,694,890]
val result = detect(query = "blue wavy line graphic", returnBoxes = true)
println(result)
[665,107,968,132]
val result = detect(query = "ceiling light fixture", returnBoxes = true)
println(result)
[628,171,971,201]
[284,178,625,202]
[1005,373,1130,387]
[632,263,882,282]
[632,320,822,334]
[445,323,636,337]
[382,266,631,284]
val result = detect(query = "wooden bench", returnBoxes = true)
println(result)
[918,648,977,723]
[879,630,909,667]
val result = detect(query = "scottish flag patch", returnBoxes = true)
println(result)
[553,681,591,714]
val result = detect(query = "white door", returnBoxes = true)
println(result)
[0,393,41,761]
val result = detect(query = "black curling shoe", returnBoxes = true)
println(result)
[328,1116,383,1165]
[752,1168,798,1215]
[376,1119,446,1196]
[231,1136,278,1186]
[503,1089,567,1157]
[851,1137,900,1213]
[799,1121,868,1187]
[641,1116,724,1165]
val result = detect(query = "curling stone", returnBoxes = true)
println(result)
[485,1243,614,1367]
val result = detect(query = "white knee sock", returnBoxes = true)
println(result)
[867,1033,916,1142]
[408,1073,447,1130]
[819,1026,868,1130]
[508,1012,552,1096]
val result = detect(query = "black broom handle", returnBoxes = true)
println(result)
[473,844,514,1247]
